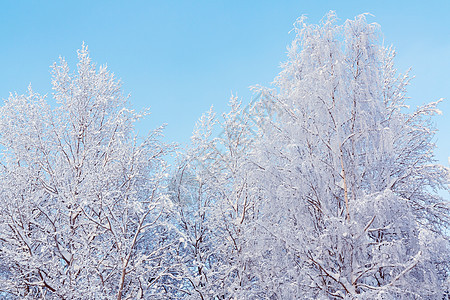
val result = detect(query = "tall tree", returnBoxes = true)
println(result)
[0,45,178,299]
[245,12,449,299]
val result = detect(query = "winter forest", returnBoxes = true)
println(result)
[0,12,448,299]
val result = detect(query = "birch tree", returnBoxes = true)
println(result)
[0,45,178,299]
[246,12,449,299]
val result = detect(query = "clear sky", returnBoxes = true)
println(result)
[1,0,449,168]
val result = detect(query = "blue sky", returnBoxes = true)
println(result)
[1,0,449,167]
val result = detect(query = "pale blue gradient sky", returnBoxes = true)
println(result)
[1,1,449,167]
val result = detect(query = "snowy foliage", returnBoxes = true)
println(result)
[0,12,448,300]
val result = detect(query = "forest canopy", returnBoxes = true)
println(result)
[0,12,448,300]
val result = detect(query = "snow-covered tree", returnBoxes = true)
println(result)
[244,12,449,299]
[0,45,179,299]
[171,97,260,299]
